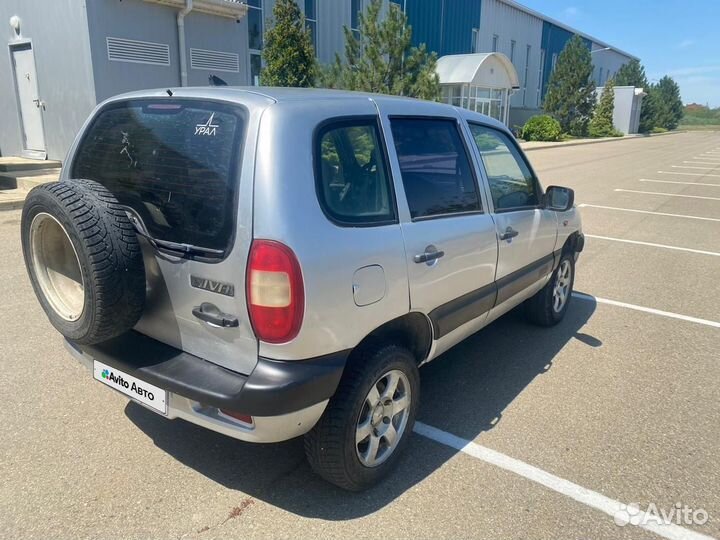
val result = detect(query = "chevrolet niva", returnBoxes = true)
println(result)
[21,87,583,491]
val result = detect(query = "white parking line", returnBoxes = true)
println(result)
[672,165,718,170]
[414,422,716,540]
[577,204,720,222]
[614,189,720,201]
[573,292,720,329]
[683,161,720,166]
[640,179,720,188]
[695,157,720,161]
[658,171,720,178]
[585,234,720,257]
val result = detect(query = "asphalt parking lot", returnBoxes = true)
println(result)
[1,131,718,540]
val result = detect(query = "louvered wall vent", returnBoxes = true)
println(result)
[106,37,170,66]
[190,48,240,73]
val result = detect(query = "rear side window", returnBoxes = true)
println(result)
[71,100,244,252]
[316,119,395,225]
[390,118,481,219]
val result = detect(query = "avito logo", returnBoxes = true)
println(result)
[101,369,156,401]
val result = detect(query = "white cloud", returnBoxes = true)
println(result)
[677,39,696,49]
[562,6,579,18]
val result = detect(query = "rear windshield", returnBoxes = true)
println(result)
[71,99,245,252]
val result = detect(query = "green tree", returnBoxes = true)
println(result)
[651,76,684,130]
[320,0,440,101]
[543,35,596,136]
[614,59,647,87]
[589,78,621,137]
[260,0,316,87]
[614,59,656,132]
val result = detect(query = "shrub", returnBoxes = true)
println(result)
[521,115,562,142]
[651,126,668,134]
[589,79,622,138]
[473,132,501,151]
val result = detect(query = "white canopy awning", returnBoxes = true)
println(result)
[436,52,520,90]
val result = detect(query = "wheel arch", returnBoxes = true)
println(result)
[351,312,433,366]
[561,230,584,255]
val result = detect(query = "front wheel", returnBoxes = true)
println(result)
[525,252,575,326]
[304,342,419,491]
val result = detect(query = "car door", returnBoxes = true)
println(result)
[378,104,498,344]
[467,122,559,308]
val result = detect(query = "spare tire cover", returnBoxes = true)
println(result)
[21,179,146,344]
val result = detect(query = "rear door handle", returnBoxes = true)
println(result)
[499,227,519,241]
[414,249,445,264]
[192,302,239,328]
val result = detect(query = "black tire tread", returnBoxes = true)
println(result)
[525,252,574,327]
[21,179,145,344]
[304,340,419,491]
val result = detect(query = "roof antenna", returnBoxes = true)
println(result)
[166,89,173,96]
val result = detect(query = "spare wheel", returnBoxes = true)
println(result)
[21,179,146,344]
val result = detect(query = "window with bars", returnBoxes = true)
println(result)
[246,0,263,85]
[537,49,545,106]
[351,0,362,41]
[305,0,317,52]
[523,45,531,106]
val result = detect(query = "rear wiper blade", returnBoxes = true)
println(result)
[150,237,224,257]
[122,208,224,258]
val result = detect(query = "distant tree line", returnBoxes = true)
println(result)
[542,39,684,137]
[680,103,720,127]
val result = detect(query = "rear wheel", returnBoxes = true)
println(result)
[304,342,419,491]
[525,252,575,326]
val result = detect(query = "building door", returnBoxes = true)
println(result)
[11,43,46,156]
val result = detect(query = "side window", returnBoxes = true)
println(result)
[468,123,540,211]
[316,119,395,225]
[390,118,481,219]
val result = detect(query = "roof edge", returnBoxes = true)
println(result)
[496,0,639,61]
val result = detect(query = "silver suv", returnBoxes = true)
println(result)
[21,87,583,491]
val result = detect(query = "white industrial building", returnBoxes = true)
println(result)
[0,0,638,161]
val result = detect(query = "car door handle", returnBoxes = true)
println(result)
[414,250,445,264]
[192,302,239,328]
[499,227,519,241]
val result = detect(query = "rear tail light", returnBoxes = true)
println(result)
[246,240,304,343]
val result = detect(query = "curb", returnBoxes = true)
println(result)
[521,130,684,152]
[0,198,25,211]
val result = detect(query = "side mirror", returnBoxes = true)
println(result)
[544,186,575,212]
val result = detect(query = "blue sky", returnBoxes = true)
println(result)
[519,0,720,107]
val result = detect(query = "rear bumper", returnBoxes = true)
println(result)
[65,332,349,443]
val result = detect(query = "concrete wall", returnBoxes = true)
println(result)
[87,0,250,101]
[591,45,631,86]
[597,85,643,134]
[86,0,180,102]
[0,0,95,161]
[184,11,248,87]
[314,0,353,64]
